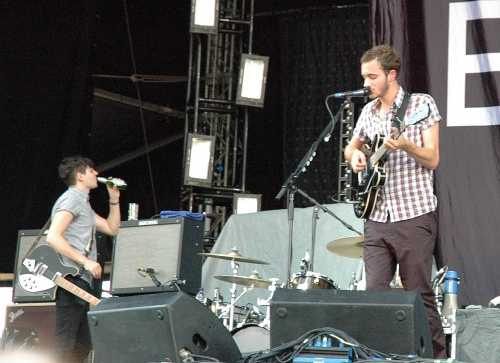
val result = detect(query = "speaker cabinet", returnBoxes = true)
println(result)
[13,229,107,303]
[2,302,56,350]
[88,292,241,363]
[270,289,433,359]
[110,218,203,296]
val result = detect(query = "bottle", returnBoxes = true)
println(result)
[195,287,205,304]
[97,177,127,190]
[211,287,220,314]
[441,270,459,316]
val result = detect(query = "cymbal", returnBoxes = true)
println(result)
[326,235,364,258]
[214,272,271,289]
[198,250,269,265]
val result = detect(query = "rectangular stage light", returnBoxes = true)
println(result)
[236,54,269,107]
[190,0,220,34]
[233,193,262,214]
[184,133,216,187]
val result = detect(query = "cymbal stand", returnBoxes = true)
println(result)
[257,278,279,330]
[219,258,250,331]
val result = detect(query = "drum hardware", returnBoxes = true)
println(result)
[256,277,279,330]
[202,247,268,331]
[214,271,269,330]
[326,235,364,259]
[217,286,249,331]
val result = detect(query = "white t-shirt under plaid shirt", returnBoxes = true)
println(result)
[352,87,441,222]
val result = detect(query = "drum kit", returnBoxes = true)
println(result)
[197,238,368,354]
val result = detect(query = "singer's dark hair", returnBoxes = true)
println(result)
[361,44,401,77]
[58,156,95,186]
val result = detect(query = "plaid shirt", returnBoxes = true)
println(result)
[352,87,440,222]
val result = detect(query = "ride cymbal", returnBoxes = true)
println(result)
[326,235,364,258]
[198,249,269,265]
[214,271,271,289]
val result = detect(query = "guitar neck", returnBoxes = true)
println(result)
[55,276,101,306]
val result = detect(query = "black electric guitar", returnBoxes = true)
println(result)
[19,244,101,306]
[353,103,430,219]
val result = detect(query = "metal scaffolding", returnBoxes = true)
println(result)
[183,0,254,249]
[337,101,356,203]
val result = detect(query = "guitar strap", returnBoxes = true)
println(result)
[19,217,51,271]
[393,92,412,129]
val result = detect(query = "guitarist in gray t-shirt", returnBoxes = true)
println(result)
[46,156,121,363]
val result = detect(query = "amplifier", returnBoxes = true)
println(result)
[2,302,56,351]
[12,230,107,303]
[110,218,204,296]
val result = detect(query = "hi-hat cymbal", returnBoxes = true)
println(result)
[326,235,364,258]
[198,250,269,265]
[214,272,271,289]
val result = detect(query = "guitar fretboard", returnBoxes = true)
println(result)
[55,276,101,306]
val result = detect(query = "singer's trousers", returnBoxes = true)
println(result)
[51,275,92,363]
[363,212,447,359]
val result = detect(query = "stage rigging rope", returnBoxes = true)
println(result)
[121,0,159,215]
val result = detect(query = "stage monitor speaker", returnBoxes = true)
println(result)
[88,292,241,363]
[110,218,203,296]
[270,289,433,359]
[13,229,107,303]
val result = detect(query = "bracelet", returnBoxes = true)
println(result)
[109,200,120,205]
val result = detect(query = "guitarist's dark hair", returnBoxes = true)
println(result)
[360,44,401,77]
[58,156,95,186]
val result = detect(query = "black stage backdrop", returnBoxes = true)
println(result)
[278,5,370,207]
[371,0,500,307]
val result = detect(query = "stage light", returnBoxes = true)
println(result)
[233,193,262,214]
[190,0,220,34]
[184,133,216,187]
[236,54,269,108]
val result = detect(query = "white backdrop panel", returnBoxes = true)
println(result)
[201,203,364,309]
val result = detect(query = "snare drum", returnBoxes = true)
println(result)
[231,324,270,354]
[290,271,339,290]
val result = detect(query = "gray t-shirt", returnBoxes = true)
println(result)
[51,187,97,284]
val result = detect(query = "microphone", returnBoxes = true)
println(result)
[138,267,158,274]
[333,88,371,98]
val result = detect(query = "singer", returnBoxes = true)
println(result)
[344,45,446,359]
[46,156,121,363]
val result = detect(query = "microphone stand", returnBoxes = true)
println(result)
[275,96,354,288]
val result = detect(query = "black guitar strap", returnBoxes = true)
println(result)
[393,92,412,130]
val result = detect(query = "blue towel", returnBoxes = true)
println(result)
[160,210,205,221]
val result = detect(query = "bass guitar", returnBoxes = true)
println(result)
[353,103,430,219]
[19,244,101,306]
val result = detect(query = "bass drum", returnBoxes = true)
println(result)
[290,271,339,290]
[231,324,270,354]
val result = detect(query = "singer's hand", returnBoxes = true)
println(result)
[106,177,121,201]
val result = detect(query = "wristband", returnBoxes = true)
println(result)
[109,200,120,205]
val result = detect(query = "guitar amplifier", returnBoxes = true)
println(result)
[110,217,204,296]
[12,229,108,303]
[2,302,56,351]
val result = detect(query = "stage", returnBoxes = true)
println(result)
[2,206,500,362]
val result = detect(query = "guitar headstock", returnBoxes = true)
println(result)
[406,103,430,127]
